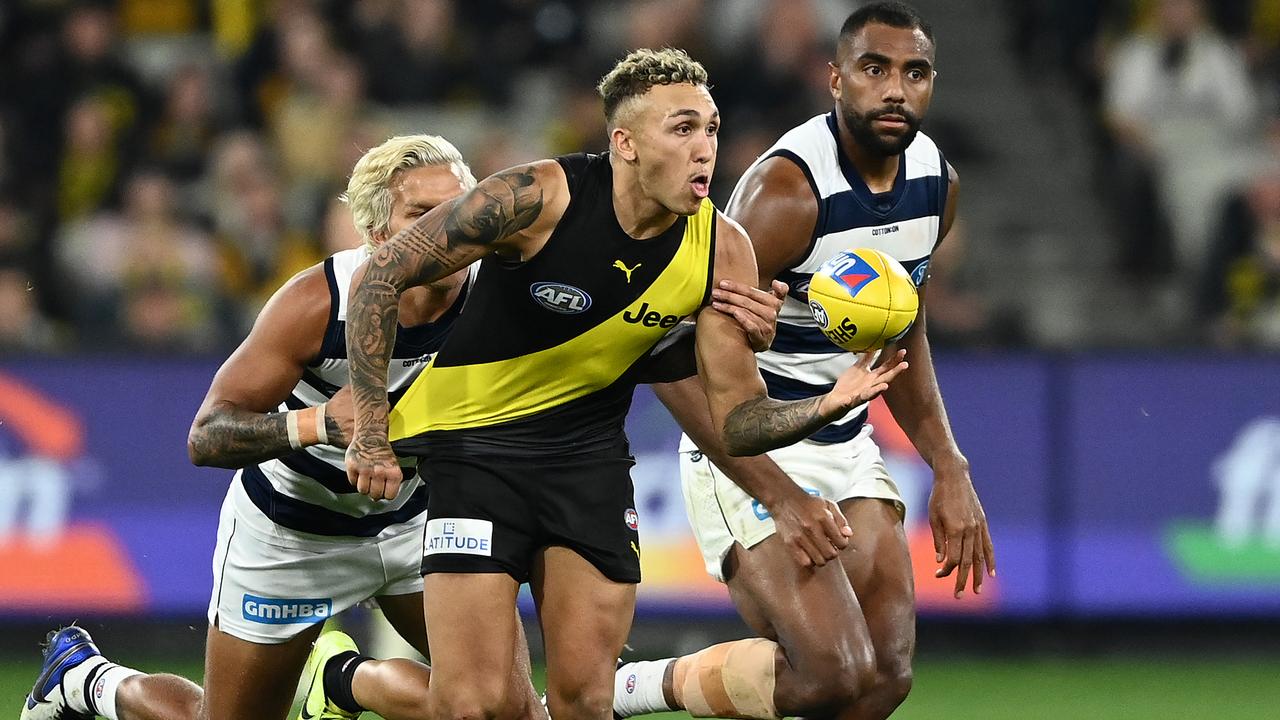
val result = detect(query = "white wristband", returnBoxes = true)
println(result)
[286,410,303,450]
[315,403,329,446]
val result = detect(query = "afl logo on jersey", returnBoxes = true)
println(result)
[530,282,592,314]
[624,508,639,530]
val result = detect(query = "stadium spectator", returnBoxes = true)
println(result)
[147,64,224,185]
[1202,154,1280,349]
[56,95,129,223]
[209,152,319,331]
[56,169,223,348]
[117,275,216,352]
[0,197,59,325]
[0,264,62,353]
[712,0,830,136]
[350,0,474,106]
[7,2,148,212]
[204,130,276,221]
[270,52,371,198]
[1102,0,1257,276]
[231,0,335,129]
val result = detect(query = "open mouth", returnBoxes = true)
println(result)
[690,174,710,198]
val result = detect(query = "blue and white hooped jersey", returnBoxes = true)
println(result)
[741,112,947,444]
[235,247,473,538]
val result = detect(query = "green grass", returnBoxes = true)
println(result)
[903,657,1279,719]
[8,655,1280,719]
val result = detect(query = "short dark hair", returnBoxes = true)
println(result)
[839,2,934,48]
[597,48,709,127]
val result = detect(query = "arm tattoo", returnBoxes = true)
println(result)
[324,414,348,447]
[347,166,545,446]
[188,404,294,468]
[722,396,830,456]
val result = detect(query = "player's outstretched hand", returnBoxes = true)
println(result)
[324,386,355,447]
[346,434,404,501]
[712,279,788,352]
[821,348,908,415]
[771,489,852,568]
[929,472,996,598]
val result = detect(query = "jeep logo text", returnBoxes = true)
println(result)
[623,302,680,328]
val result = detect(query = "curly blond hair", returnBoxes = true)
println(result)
[597,47,709,126]
[341,135,477,250]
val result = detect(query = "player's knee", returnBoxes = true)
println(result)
[431,680,509,720]
[782,644,877,712]
[504,682,550,720]
[509,694,550,720]
[870,663,913,711]
[432,699,504,720]
[544,684,613,720]
[866,629,914,712]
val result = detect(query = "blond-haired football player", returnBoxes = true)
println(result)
[21,135,546,720]
[21,129,787,720]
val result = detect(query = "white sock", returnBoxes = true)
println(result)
[91,664,143,720]
[64,658,141,719]
[61,655,108,715]
[614,659,676,717]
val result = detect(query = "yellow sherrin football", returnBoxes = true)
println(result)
[807,248,919,353]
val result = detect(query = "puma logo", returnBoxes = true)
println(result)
[630,541,641,559]
[613,260,641,283]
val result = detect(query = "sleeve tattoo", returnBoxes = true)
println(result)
[345,167,545,447]
[190,405,347,468]
[189,407,292,468]
[722,396,831,456]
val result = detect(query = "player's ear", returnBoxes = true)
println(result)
[370,227,388,246]
[612,126,638,162]
[828,61,842,101]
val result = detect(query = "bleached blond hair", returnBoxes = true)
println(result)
[597,47,709,127]
[341,134,477,250]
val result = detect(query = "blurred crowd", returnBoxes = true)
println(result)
[0,0,857,354]
[1012,0,1280,348]
[3,0,1280,354]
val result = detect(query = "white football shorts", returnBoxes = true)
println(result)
[207,478,425,644]
[680,426,905,582]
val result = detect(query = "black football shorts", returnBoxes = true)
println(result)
[416,444,642,584]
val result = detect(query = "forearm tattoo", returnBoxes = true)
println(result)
[346,167,545,447]
[324,414,347,447]
[722,396,829,456]
[188,406,293,468]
